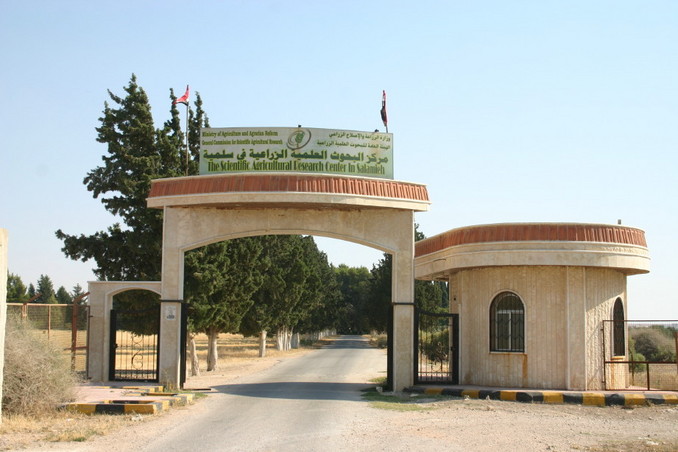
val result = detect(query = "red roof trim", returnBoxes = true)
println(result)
[148,173,430,202]
[415,223,647,257]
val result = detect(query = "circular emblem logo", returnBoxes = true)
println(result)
[287,128,312,150]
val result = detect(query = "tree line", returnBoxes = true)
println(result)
[46,75,447,372]
[6,273,86,305]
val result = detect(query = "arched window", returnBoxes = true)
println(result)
[613,298,625,356]
[490,292,525,352]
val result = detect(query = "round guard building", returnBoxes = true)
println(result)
[415,223,650,390]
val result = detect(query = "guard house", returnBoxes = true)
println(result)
[414,223,650,390]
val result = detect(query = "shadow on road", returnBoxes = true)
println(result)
[213,381,373,401]
[317,335,376,349]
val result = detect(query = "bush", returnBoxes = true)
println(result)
[419,329,449,363]
[630,327,677,363]
[3,317,78,416]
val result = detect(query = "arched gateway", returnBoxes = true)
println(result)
[88,172,430,390]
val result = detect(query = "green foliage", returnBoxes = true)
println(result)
[364,225,450,332]
[333,264,371,334]
[629,326,677,363]
[6,272,28,302]
[419,328,450,363]
[111,290,161,336]
[365,253,392,332]
[185,238,265,335]
[3,317,78,415]
[35,274,57,304]
[56,286,72,304]
[415,280,449,313]
[240,235,339,338]
[55,75,207,282]
[295,240,342,334]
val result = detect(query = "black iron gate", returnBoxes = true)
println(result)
[109,306,160,382]
[415,308,459,384]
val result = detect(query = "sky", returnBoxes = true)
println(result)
[1,0,676,319]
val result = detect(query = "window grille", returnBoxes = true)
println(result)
[613,298,625,357]
[490,292,525,352]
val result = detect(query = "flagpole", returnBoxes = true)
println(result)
[381,90,389,134]
[184,102,189,176]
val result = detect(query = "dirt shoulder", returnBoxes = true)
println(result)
[3,340,678,451]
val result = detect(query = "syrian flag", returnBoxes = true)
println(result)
[174,85,190,105]
[380,90,388,131]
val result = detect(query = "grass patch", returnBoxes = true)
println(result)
[369,376,388,386]
[585,439,678,451]
[0,412,145,450]
[361,387,448,412]
[368,334,387,349]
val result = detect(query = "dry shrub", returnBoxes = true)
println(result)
[2,317,77,416]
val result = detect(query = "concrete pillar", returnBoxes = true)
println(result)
[86,282,110,382]
[159,207,185,389]
[391,212,415,391]
[159,301,182,389]
[0,229,8,421]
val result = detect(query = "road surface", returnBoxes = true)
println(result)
[142,335,385,451]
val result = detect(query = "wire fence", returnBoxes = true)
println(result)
[603,320,678,391]
[6,303,90,377]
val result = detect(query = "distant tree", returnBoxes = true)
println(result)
[415,280,449,313]
[70,283,89,329]
[56,286,72,304]
[365,253,392,332]
[71,284,87,303]
[240,235,332,355]
[364,224,449,332]
[6,273,29,302]
[184,238,265,371]
[27,283,36,299]
[630,327,676,362]
[294,239,342,338]
[333,264,371,334]
[35,275,57,304]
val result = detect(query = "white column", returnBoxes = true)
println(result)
[0,229,8,421]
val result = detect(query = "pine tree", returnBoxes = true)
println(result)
[27,283,36,299]
[56,286,72,304]
[35,275,57,304]
[55,75,208,281]
[6,273,29,302]
[184,237,265,371]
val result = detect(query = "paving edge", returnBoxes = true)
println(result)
[64,400,167,415]
[406,387,678,407]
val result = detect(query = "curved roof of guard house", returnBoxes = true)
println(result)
[415,222,650,279]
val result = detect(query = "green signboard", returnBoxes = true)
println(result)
[200,127,393,179]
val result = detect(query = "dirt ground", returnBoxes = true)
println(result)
[3,338,678,451]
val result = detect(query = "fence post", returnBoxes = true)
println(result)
[71,300,78,371]
[47,305,51,340]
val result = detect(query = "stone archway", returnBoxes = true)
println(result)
[87,281,162,383]
[146,173,429,390]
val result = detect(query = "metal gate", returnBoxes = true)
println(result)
[109,306,160,382]
[415,309,459,384]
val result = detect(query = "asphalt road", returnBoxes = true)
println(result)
[140,335,386,452]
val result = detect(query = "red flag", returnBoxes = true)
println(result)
[174,85,189,105]
[380,90,388,129]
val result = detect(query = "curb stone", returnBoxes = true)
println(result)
[406,386,678,407]
[64,385,197,415]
